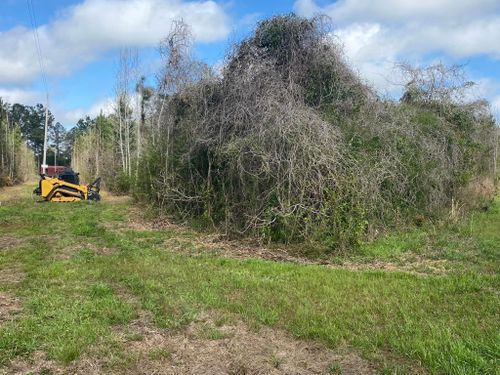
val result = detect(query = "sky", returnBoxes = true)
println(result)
[0,0,499,128]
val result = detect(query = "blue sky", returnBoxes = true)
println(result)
[0,0,499,128]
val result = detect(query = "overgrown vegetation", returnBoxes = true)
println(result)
[0,100,36,186]
[1,12,498,375]
[72,14,499,253]
[0,99,75,187]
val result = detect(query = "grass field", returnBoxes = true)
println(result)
[0,184,498,374]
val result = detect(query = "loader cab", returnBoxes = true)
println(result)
[58,168,80,185]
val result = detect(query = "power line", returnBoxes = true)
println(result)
[26,0,50,173]
[26,0,49,102]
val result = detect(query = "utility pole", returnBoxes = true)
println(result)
[41,96,49,174]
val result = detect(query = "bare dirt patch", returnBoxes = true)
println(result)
[0,267,26,284]
[53,242,114,260]
[2,351,64,375]
[115,312,377,375]
[108,206,178,232]
[163,317,373,374]
[0,236,25,251]
[165,234,317,265]
[0,292,22,324]
[1,310,378,375]
[336,256,451,275]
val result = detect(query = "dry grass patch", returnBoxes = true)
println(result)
[109,311,376,375]
[99,191,131,204]
[0,185,32,204]
[2,351,58,375]
[1,310,377,374]
[53,242,114,260]
[0,267,26,285]
[0,292,21,324]
[334,257,451,276]
[0,237,25,252]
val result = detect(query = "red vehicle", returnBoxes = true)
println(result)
[41,165,66,177]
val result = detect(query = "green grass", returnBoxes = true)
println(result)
[198,324,226,340]
[327,362,343,374]
[0,185,498,374]
[354,198,500,276]
[147,348,171,361]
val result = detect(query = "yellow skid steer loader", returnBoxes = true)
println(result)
[34,169,101,202]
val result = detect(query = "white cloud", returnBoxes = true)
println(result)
[237,12,263,28]
[491,94,500,108]
[491,96,500,119]
[0,87,42,104]
[294,0,500,110]
[0,0,231,84]
[295,0,500,61]
[58,97,115,126]
[293,0,319,18]
[0,88,114,127]
[316,0,499,25]
[483,91,500,120]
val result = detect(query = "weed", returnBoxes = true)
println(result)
[147,348,171,361]
[199,325,226,340]
[327,362,342,374]
[269,352,283,369]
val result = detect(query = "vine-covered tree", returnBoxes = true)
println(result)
[69,15,499,252]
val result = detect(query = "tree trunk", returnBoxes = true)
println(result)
[118,104,125,173]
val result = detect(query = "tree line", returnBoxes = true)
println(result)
[72,15,499,253]
[0,100,72,186]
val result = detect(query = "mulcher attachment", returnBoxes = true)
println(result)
[87,177,101,201]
